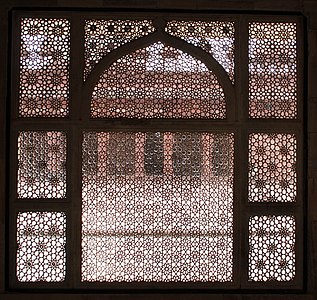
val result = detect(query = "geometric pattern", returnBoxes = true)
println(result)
[91,42,226,119]
[84,19,155,80]
[17,131,67,198]
[16,212,66,282]
[82,132,234,282]
[249,22,297,118]
[166,20,235,83]
[249,133,296,202]
[19,18,70,117]
[249,215,296,281]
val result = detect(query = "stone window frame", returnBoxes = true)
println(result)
[8,10,304,291]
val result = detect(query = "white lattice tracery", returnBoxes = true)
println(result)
[249,22,297,118]
[91,42,226,119]
[84,19,155,80]
[19,18,70,117]
[17,131,67,199]
[166,20,235,82]
[248,133,296,202]
[82,132,234,282]
[16,212,66,282]
[249,215,295,282]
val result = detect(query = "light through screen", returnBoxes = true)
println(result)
[81,132,234,282]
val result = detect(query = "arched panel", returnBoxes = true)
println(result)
[83,31,235,120]
[91,41,227,119]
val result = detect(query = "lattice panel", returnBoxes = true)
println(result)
[82,132,234,282]
[249,215,296,282]
[17,131,67,198]
[19,18,70,117]
[91,42,226,119]
[84,19,155,80]
[249,22,297,118]
[16,212,66,282]
[249,133,296,202]
[166,21,235,82]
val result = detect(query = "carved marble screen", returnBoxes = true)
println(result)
[81,132,234,282]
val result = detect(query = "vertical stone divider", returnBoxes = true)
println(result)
[69,13,85,287]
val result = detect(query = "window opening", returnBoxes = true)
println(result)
[11,13,303,289]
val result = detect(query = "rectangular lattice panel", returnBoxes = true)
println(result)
[19,18,70,117]
[249,22,297,119]
[82,132,234,282]
[248,133,296,202]
[249,215,296,282]
[16,212,66,282]
[17,131,67,198]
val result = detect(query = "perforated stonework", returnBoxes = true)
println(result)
[249,215,295,281]
[249,22,297,118]
[248,133,296,202]
[82,132,234,282]
[84,19,155,80]
[17,131,67,198]
[16,212,66,282]
[166,21,235,82]
[19,18,70,117]
[91,42,226,119]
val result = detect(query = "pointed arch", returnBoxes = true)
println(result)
[82,31,235,120]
